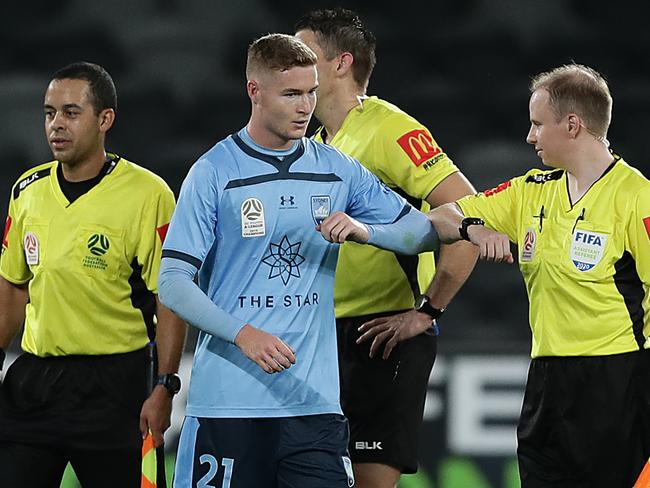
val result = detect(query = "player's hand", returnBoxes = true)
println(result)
[467,226,514,263]
[317,211,369,244]
[356,310,433,359]
[234,324,296,374]
[139,385,172,448]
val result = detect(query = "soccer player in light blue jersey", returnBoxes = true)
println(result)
[158,33,439,488]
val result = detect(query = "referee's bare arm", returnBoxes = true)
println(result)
[0,277,28,370]
[428,203,514,263]
[139,298,187,447]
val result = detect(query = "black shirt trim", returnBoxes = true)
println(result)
[13,168,52,200]
[162,249,202,270]
[613,251,646,349]
[225,134,342,189]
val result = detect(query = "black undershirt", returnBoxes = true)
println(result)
[57,157,117,204]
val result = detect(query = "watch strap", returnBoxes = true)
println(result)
[459,217,485,241]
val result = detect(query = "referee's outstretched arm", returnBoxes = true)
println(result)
[428,203,514,263]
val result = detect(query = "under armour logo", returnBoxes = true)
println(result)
[280,195,295,206]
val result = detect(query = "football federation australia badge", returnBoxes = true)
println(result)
[311,195,331,225]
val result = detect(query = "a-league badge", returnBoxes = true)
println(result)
[520,228,536,262]
[311,195,331,225]
[241,197,266,238]
[570,229,607,271]
[23,231,39,265]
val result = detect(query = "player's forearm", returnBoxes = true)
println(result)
[158,257,246,343]
[0,276,28,350]
[424,240,478,309]
[427,202,466,243]
[154,298,187,375]
[367,207,439,255]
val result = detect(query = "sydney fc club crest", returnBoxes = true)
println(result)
[311,195,331,225]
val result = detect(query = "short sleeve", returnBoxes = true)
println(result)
[456,177,524,242]
[627,186,650,285]
[0,193,31,284]
[374,114,458,199]
[136,183,176,293]
[163,158,219,269]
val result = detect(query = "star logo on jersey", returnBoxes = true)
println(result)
[262,235,305,285]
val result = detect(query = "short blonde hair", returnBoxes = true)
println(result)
[246,33,317,79]
[530,63,612,138]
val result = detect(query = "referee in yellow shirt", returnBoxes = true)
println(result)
[0,62,186,487]
[420,64,650,487]
[296,9,478,488]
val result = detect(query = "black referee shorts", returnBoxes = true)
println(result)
[337,311,437,474]
[0,350,148,487]
[517,349,650,488]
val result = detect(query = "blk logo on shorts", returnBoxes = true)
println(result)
[355,441,383,450]
[87,234,110,256]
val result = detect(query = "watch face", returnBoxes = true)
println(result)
[159,374,181,394]
[168,375,181,393]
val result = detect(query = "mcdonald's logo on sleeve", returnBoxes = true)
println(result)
[396,129,442,167]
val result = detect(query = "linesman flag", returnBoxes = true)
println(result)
[634,458,650,488]
[141,431,157,488]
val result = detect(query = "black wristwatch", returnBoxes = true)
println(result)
[157,373,181,396]
[414,294,445,320]
[459,217,485,241]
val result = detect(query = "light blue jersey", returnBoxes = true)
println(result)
[163,128,409,418]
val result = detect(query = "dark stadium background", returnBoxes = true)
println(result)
[1,1,648,486]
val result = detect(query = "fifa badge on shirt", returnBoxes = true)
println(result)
[311,195,331,225]
[241,197,265,238]
[520,228,536,262]
[23,232,39,265]
[570,229,607,271]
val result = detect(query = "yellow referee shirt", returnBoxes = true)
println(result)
[315,96,458,317]
[458,157,650,357]
[0,156,175,357]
